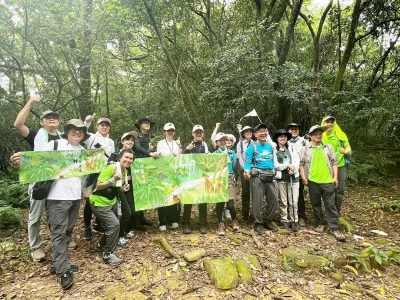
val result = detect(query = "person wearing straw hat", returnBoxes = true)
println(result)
[43,119,90,289]
[273,129,300,232]
[299,125,346,242]
[321,116,351,215]
[156,122,181,231]
[13,95,63,262]
[236,125,255,220]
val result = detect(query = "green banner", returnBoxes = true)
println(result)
[19,149,107,184]
[132,153,229,211]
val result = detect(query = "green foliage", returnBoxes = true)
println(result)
[282,254,297,272]
[0,172,29,208]
[369,247,389,266]
[0,206,23,236]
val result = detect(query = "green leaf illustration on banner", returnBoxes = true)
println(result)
[19,149,107,184]
[132,153,229,211]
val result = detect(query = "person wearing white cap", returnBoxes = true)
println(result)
[299,125,346,242]
[236,125,255,220]
[13,95,63,262]
[156,123,182,231]
[82,114,115,240]
[182,124,209,234]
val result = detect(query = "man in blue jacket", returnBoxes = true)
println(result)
[243,124,278,235]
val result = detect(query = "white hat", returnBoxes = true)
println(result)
[215,132,228,141]
[163,123,175,131]
[308,125,327,135]
[226,134,236,144]
[121,131,137,142]
[192,125,204,132]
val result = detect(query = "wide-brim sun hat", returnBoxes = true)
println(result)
[121,131,138,142]
[135,116,155,129]
[240,126,254,137]
[308,125,328,135]
[40,110,59,120]
[215,132,228,141]
[273,129,292,143]
[225,134,236,144]
[61,119,90,141]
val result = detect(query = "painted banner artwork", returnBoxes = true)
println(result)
[19,148,107,184]
[133,153,229,211]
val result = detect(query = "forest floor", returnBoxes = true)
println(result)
[1,180,400,300]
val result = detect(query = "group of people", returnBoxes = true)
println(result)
[9,96,352,290]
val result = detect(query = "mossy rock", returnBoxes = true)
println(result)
[277,228,290,235]
[344,283,361,292]
[332,272,344,282]
[203,257,239,289]
[228,235,243,245]
[282,246,329,270]
[376,238,392,245]
[236,260,252,284]
[184,249,206,262]
[248,255,262,270]
[0,207,22,236]
[105,283,125,300]
[339,217,355,233]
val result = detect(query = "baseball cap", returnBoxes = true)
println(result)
[308,125,328,135]
[192,125,204,132]
[163,123,176,131]
[215,132,228,141]
[97,117,111,125]
[40,110,59,120]
[254,123,268,132]
[322,116,336,123]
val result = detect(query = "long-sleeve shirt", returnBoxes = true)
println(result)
[244,142,277,172]
[236,139,254,169]
[134,132,151,158]
[215,148,236,174]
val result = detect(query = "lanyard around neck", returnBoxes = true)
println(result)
[165,139,174,153]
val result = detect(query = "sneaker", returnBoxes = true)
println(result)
[159,225,167,231]
[264,221,279,232]
[59,270,74,290]
[315,225,325,233]
[171,222,179,229]
[232,220,239,231]
[299,217,306,227]
[291,222,299,232]
[217,222,226,236]
[254,224,265,235]
[199,223,207,234]
[224,209,232,220]
[84,226,92,240]
[125,231,138,240]
[93,223,105,234]
[103,252,123,265]
[333,230,346,242]
[31,248,45,262]
[281,222,290,230]
[118,237,128,249]
[51,265,79,275]
[182,224,192,234]
[68,241,77,250]
[96,243,105,252]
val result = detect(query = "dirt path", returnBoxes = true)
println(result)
[1,181,400,299]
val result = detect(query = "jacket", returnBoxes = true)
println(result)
[275,144,300,179]
[300,142,337,178]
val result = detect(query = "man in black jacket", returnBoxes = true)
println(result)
[182,125,209,234]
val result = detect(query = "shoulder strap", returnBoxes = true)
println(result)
[252,143,257,165]
[53,140,58,150]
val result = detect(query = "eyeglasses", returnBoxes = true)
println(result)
[70,127,85,133]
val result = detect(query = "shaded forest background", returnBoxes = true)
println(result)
[0,0,399,180]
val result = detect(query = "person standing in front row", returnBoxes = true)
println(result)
[156,122,181,231]
[299,125,346,242]
[243,124,279,235]
[321,116,351,215]
[182,125,209,234]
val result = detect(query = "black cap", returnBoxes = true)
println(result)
[254,123,267,132]
[286,123,301,130]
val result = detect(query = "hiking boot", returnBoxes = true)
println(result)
[254,224,265,235]
[217,222,226,236]
[125,231,138,240]
[299,217,306,227]
[59,270,74,290]
[182,223,192,234]
[118,237,128,249]
[264,221,278,232]
[232,220,240,231]
[224,209,232,220]
[159,225,167,231]
[95,243,105,252]
[93,223,105,234]
[68,241,77,250]
[291,222,299,232]
[103,252,123,265]
[31,248,45,262]
[281,222,290,230]
[84,226,92,240]
[171,222,179,229]
[315,225,325,233]
[333,230,346,242]
[199,223,207,234]
[51,265,79,275]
